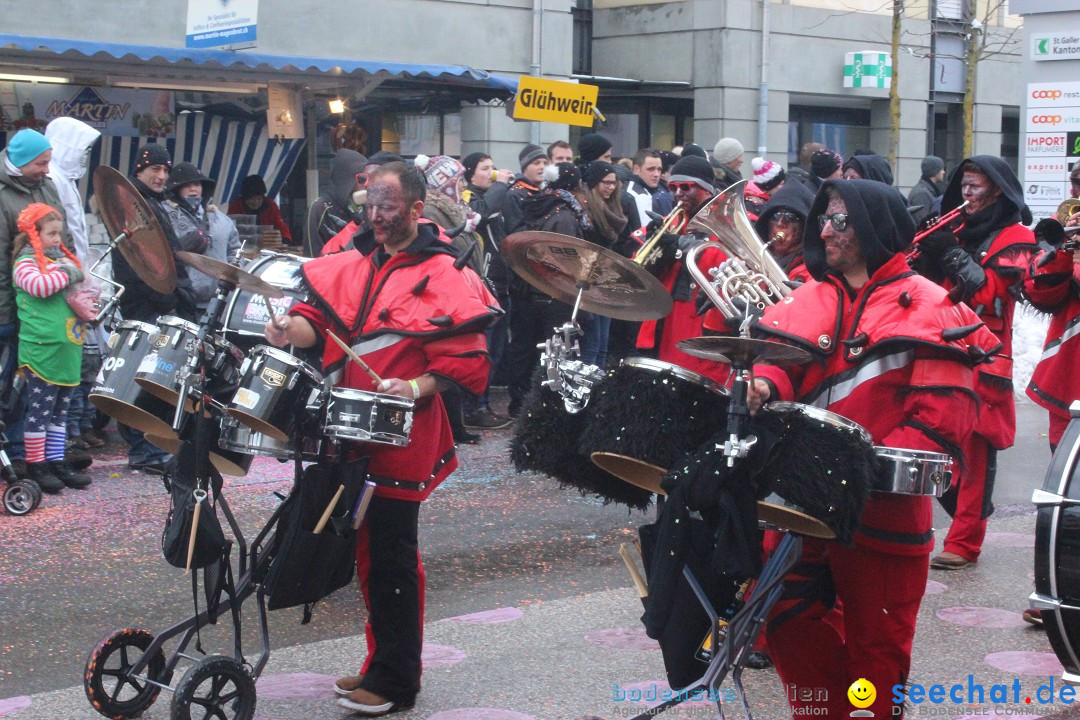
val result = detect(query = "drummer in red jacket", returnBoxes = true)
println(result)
[264,161,499,717]
[748,180,999,719]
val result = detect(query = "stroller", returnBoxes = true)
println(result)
[83,431,373,720]
[1,364,40,516]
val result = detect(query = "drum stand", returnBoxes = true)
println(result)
[627,338,802,720]
[538,283,606,414]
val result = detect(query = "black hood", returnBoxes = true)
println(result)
[804,179,915,281]
[941,155,1032,226]
[843,153,893,186]
[328,149,369,209]
[753,180,815,238]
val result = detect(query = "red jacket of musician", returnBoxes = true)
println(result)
[754,180,1001,556]
[289,223,501,501]
[1026,250,1080,423]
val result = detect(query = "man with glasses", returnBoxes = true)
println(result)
[634,155,729,380]
[913,156,1038,571]
[747,179,998,719]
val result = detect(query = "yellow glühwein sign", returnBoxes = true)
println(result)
[513,76,600,128]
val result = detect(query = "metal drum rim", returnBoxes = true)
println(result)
[768,401,872,444]
[621,356,729,398]
[873,446,953,464]
[250,344,326,384]
[328,386,416,410]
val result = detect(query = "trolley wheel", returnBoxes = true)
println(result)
[170,655,256,720]
[3,480,40,516]
[84,628,167,719]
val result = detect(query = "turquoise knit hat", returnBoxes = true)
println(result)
[6,129,51,167]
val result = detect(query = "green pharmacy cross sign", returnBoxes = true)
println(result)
[844,51,893,89]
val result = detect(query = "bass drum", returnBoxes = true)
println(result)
[221,252,312,351]
[1033,412,1080,685]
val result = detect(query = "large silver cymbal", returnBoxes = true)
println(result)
[677,336,811,367]
[502,231,672,322]
[176,252,284,298]
[92,166,176,294]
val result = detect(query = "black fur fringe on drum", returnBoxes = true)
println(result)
[510,370,653,512]
[577,364,729,472]
[751,407,876,544]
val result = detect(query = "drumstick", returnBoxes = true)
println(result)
[327,331,384,385]
[619,542,649,599]
[313,484,346,534]
[263,294,285,329]
[185,501,202,575]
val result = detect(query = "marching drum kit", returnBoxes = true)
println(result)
[86,168,415,476]
[506,183,958,719]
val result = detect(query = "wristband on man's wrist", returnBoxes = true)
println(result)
[408,379,421,400]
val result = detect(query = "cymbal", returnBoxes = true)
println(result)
[502,232,672,322]
[92,166,176,294]
[677,336,811,367]
[176,252,284,298]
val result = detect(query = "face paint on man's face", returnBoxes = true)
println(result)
[366,178,413,247]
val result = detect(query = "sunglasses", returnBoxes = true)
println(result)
[771,211,801,223]
[669,182,700,193]
[817,213,849,232]
[355,172,369,187]
[1071,178,1080,187]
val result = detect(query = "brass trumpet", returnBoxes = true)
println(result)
[633,203,687,267]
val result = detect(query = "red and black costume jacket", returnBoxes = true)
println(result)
[634,229,730,382]
[939,223,1036,449]
[753,253,1001,555]
[290,223,501,502]
[1025,250,1080,418]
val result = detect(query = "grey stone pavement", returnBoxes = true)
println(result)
[2,402,1080,720]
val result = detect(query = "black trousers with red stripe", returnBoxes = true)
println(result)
[354,495,425,705]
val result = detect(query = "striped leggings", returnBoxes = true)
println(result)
[23,370,72,464]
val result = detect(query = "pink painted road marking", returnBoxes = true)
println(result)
[255,672,336,700]
[444,607,524,624]
[985,651,1064,676]
[0,697,30,717]
[584,627,661,652]
[428,710,536,720]
[983,532,1036,548]
[936,606,1028,629]
[422,643,468,667]
[925,579,948,596]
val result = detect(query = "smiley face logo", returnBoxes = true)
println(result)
[848,678,876,709]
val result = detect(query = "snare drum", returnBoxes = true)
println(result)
[753,402,876,541]
[323,388,414,447]
[226,346,325,442]
[135,316,246,410]
[218,416,334,463]
[1032,413,1080,684]
[582,357,729,495]
[222,253,312,350]
[89,321,180,439]
[873,447,953,496]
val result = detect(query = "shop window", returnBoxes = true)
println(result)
[788,105,872,165]
[573,0,593,76]
[381,112,461,157]
[650,113,676,151]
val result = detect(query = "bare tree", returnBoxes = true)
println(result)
[960,0,1021,157]
[888,0,903,168]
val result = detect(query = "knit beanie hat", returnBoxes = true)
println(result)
[810,149,843,179]
[669,156,715,193]
[166,162,215,195]
[461,152,489,184]
[659,150,678,173]
[366,151,404,167]
[6,129,51,167]
[751,158,785,192]
[133,143,172,174]
[583,160,617,189]
[712,138,744,165]
[239,174,267,199]
[921,155,945,179]
[414,154,465,203]
[519,143,546,170]
[578,133,613,164]
[681,143,708,160]
[543,162,581,191]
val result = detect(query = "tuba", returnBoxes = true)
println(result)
[684,180,791,319]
